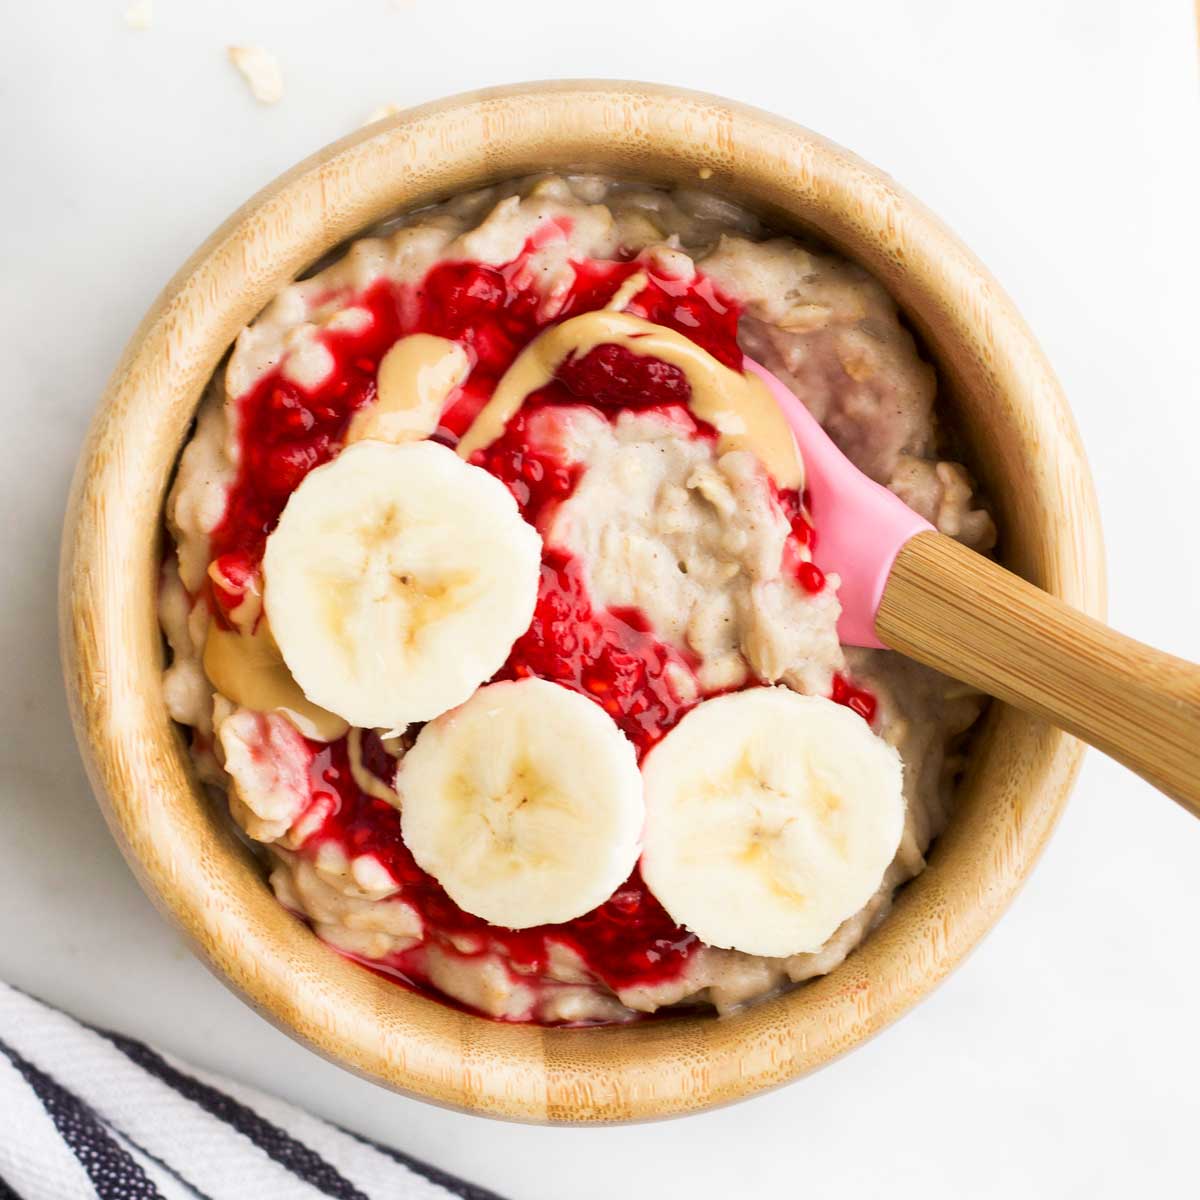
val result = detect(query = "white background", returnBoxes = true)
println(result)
[2,2,1199,1197]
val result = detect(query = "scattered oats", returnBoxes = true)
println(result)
[227,45,284,105]
[362,103,403,127]
[698,165,713,180]
[123,0,153,29]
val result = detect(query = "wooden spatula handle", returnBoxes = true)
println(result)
[876,531,1200,816]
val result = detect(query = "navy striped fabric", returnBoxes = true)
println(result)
[0,983,507,1200]
[0,1038,163,1199]
[98,1031,368,1200]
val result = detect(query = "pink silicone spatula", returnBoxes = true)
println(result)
[745,358,1200,816]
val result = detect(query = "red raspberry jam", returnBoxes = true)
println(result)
[556,343,692,410]
[468,403,583,518]
[207,237,874,1021]
[796,560,827,594]
[777,486,824,593]
[207,550,259,628]
[500,548,698,757]
[304,733,697,1003]
[831,672,878,724]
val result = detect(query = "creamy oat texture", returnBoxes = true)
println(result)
[162,174,994,1022]
[536,404,840,697]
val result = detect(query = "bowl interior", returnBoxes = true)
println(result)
[60,81,1104,1123]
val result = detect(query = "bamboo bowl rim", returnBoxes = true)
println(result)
[59,80,1105,1124]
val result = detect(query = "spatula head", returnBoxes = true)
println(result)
[746,358,933,649]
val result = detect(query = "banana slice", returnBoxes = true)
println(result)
[397,678,644,929]
[263,440,541,730]
[640,688,904,957]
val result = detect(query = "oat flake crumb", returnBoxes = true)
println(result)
[228,45,284,105]
[123,0,153,29]
[362,103,403,127]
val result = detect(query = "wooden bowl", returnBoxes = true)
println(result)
[59,81,1104,1123]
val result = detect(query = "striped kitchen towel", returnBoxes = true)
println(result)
[0,982,505,1200]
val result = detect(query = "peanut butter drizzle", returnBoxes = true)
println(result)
[203,620,348,742]
[346,333,469,446]
[456,308,803,489]
[603,270,651,314]
[347,726,400,805]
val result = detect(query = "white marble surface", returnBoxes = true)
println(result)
[2,2,1198,1196]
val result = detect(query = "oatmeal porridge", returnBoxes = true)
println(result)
[160,174,994,1024]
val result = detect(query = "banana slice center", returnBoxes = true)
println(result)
[456,758,564,870]
[312,500,478,662]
